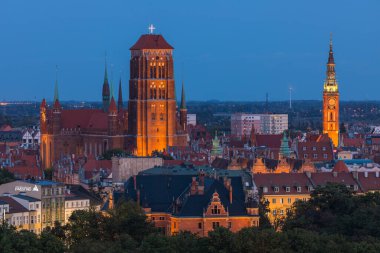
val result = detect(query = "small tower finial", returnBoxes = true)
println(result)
[54,65,59,102]
[180,81,186,110]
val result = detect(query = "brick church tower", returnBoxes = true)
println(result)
[128,32,186,156]
[322,35,339,147]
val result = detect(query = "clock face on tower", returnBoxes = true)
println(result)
[327,98,336,110]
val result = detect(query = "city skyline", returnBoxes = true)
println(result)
[1,0,379,101]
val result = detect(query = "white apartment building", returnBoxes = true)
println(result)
[187,114,197,126]
[231,113,288,137]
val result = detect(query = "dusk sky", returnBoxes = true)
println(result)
[1,0,379,102]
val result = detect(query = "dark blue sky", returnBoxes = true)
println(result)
[1,0,379,102]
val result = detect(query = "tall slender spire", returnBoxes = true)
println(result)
[118,77,123,112]
[328,33,335,64]
[102,57,110,112]
[54,65,59,102]
[324,33,338,92]
[180,81,186,110]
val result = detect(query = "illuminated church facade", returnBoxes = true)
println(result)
[40,33,188,168]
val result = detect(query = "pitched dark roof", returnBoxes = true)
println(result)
[178,177,247,217]
[124,174,251,217]
[65,184,102,206]
[130,34,174,50]
[12,194,40,202]
[0,131,22,142]
[0,196,28,213]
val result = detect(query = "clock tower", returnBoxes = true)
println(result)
[322,35,339,147]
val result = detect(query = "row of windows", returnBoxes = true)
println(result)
[149,84,166,99]
[66,200,90,208]
[302,146,327,151]
[270,197,308,204]
[304,154,329,159]
[11,214,41,225]
[263,186,313,193]
[43,187,64,196]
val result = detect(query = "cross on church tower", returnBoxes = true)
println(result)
[148,24,156,34]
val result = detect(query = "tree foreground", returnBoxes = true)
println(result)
[2,185,380,252]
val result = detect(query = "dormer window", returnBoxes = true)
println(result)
[354,185,358,191]
[308,186,313,192]
[285,187,290,192]
[303,147,307,151]
[312,147,316,151]
[274,186,279,193]
[297,186,302,193]
[263,187,268,193]
[211,205,221,215]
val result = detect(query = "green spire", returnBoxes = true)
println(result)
[54,65,59,101]
[180,81,186,109]
[279,131,291,158]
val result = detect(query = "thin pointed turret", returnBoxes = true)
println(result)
[118,78,123,112]
[54,67,59,102]
[328,33,335,64]
[180,82,186,110]
[102,62,110,112]
[179,81,187,131]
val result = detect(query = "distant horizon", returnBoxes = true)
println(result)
[2,99,380,104]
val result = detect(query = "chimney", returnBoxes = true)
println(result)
[198,172,205,195]
[352,171,358,180]
[364,171,368,178]
[190,177,198,195]
[229,186,233,204]
[376,171,379,178]
[333,171,338,178]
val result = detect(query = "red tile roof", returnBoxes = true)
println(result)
[0,125,13,131]
[83,159,112,171]
[60,109,108,130]
[310,172,360,192]
[255,134,282,149]
[130,34,174,50]
[358,172,380,192]
[254,173,312,195]
[333,160,349,173]
[297,139,333,162]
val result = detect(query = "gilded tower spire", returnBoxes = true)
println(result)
[324,33,338,92]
